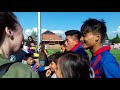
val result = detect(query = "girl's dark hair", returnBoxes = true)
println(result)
[80,18,107,43]
[0,12,20,44]
[28,36,33,41]
[58,52,90,78]
[39,47,44,52]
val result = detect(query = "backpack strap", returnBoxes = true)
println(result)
[0,62,15,78]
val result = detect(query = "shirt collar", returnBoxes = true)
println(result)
[71,42,82,52]
[93,45,111,56]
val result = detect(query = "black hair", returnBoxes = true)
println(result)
[65,30,81,41]
[80,18,107,43]
[48,52,63,64]
[21,44,23,48]
[28,36,34,41]
[58,52,90,78]
[0,12,20,44]
[24,53,33,60]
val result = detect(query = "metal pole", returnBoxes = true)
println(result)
[38,12,41,46]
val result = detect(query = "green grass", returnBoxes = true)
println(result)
[110,50,120,64]
[47,49,60,56]
[48,49,120,64]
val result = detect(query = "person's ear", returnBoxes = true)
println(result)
[95,33,100,42]
[5,27,14,40]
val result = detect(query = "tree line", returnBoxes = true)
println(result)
[105,34,120,44]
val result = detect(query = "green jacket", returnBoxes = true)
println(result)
[0,55,39,78]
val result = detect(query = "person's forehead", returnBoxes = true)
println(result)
[51,61,56,64]
[28,37,32,39]
[28,57,33,59]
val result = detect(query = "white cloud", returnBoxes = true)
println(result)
[32,27,37,32]
[108,26,120,39]
[24,27,37,39]
[118,26,120,29]
[42,29,47,33]
[24,29,32,39]
[112,26,120,34]
[24,28,65,40]
[52,30,65,35]
[52,30,65,40]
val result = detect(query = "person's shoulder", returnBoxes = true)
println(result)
[10,62,32,71]
[4,62,39,78]
[101,50,114,59]
[100,51,117,65]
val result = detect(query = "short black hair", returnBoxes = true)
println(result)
[48,52,63,64]
[80,18,107,42]
[24,53,33,60]
[65,30,81,41]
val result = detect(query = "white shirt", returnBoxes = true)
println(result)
[51,73,57,78]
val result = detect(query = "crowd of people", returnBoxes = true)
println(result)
[0,12,120,78]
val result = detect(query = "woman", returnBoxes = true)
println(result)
[55,52,90,78]
[38,47,48,66]
[28,36,36,47]
[0,12,38,78]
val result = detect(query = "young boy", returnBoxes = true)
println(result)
[22,53,50,78]
[46,52,63,78]
[65,30,89,61]
[80,18,120,78]
[59,40,67,53]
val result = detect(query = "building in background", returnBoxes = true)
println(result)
[42,30,63,49]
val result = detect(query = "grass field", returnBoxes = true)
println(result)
[48,49,120,64]
[110,50,120,64]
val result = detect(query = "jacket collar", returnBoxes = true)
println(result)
[93,45,111,56]
[71,42,82,52]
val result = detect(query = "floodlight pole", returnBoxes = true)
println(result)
[37,12,41,46]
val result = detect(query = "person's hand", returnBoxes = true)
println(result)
[35,62,41,68]
[44,66,50,70]
[46,69,51,77]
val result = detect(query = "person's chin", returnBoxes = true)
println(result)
[12,48,21,54]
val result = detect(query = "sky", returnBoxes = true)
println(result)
[14,12,120,39]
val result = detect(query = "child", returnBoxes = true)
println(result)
[46,52,63,78]
[55,52,90,78]
[38,47,48,66]
[59,40,68,53]
[80,18,120,78]
[22,53,50,78]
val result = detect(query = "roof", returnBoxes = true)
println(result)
[42,30,55,35]
[42,30,63,41]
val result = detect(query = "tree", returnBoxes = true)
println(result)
[103,33,109,43]
[115,34,120,43]
[104,33,109,40]
[31,31,37,41]
[110,34,120,43]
